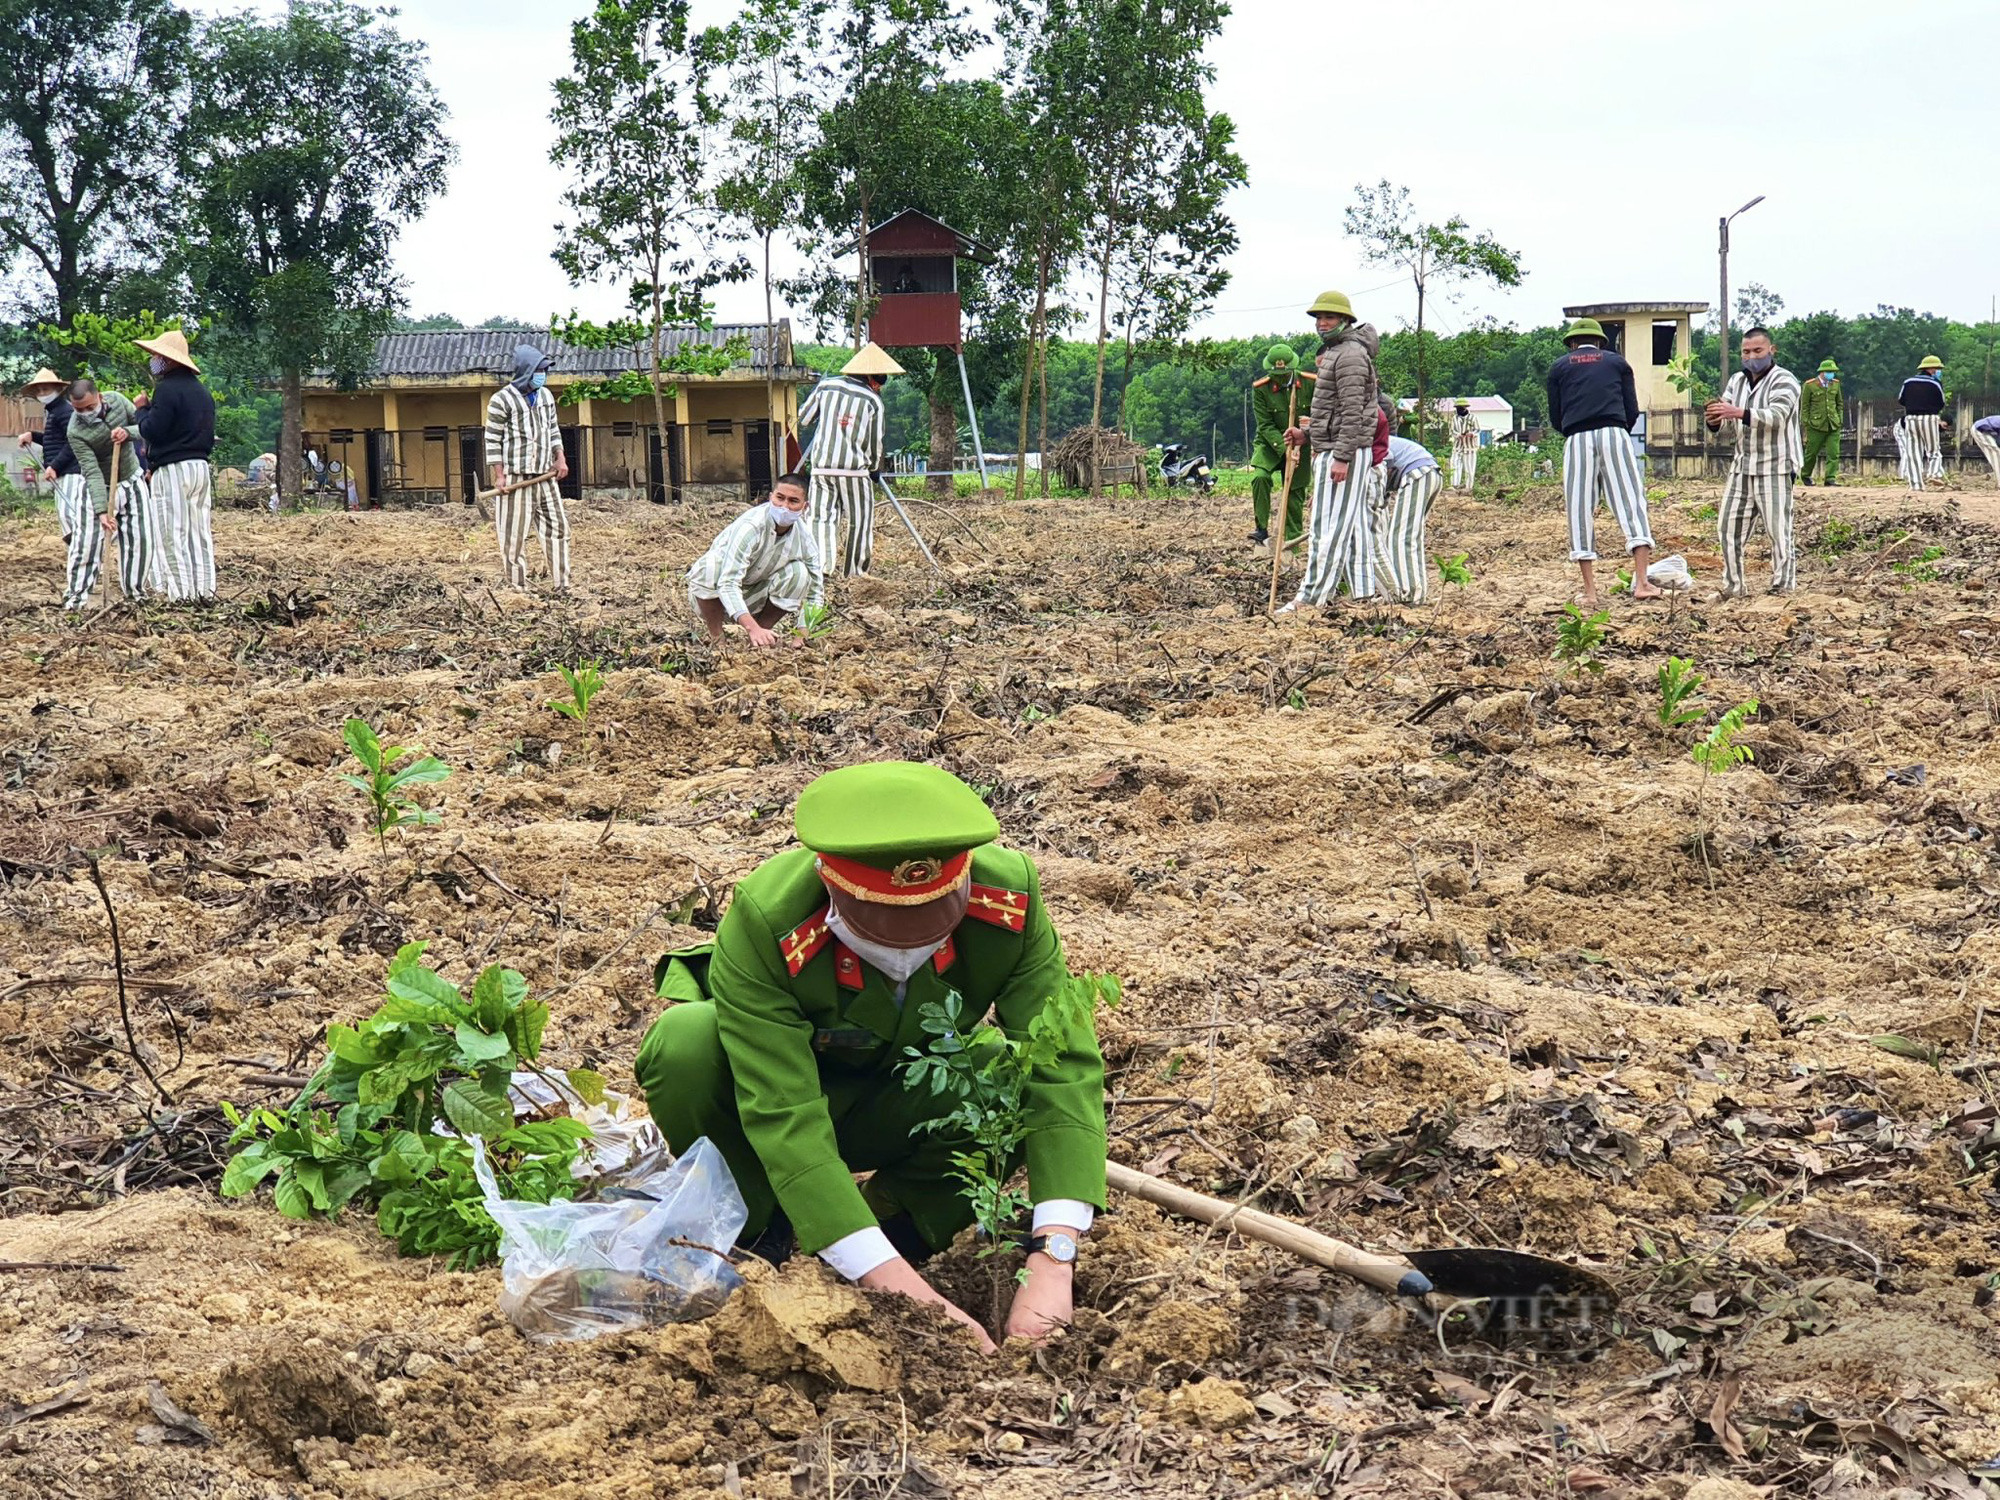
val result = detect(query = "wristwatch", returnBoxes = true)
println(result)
[1024,1232,1078,1265]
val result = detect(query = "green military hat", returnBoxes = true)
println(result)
[1562,317,1606,344]
[1918,355,1943,371]
[1306,290,1354,320]
[1817,359,1839,374]
[798,762,998,945]
[1263,343,1300,372]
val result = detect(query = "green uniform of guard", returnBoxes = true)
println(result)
[1800,359,1842,486]
[1249,343,1315,545]
[634,763,1107,1259]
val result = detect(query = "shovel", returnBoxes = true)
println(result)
[472,468,557,521]
[1108,1162,1613,1306]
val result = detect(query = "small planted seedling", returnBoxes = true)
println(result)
[797,602,836,641]
[1436,552,1473,587]
[1690,699,1759,887]
[1656,656,1707,729]
[341,717,450,852]
[1553,604,1611,676]
[548,660,605,724]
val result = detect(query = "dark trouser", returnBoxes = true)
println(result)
[1801,426,1840,484]
[633,1001,1003,1254]
[1249,441,1308,538]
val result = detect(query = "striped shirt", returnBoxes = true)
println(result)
[484,383,561,476]
[1450,412,1479,449]
[799,375,884,473]
[687,505,822,619]
[1719,364,1802,477]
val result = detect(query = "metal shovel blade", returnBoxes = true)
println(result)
[1402,1247,1617,1307]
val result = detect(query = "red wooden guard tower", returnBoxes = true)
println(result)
[864,209,995,484]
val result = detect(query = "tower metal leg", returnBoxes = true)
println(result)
[955,346,989,490]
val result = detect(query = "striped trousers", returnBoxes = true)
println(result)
[1899,415,1941,489]
[64,477,156,610]
[1562,427,1653,561]
[1974,429,2000,488]
[52,473,89,544]
[1373,466,1443,605]
[494,480,571,590]
[806,474,873,601]
[149,459,216,602]
[1294,448,1375,606]
[1450,443,1477,490]
[1718,470,1796,594]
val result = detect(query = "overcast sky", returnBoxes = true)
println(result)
[291,0,2000,341]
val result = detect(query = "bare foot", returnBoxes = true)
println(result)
[1631,582,1664,600]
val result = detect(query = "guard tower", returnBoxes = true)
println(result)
[865,209,996,484]
[1561,301,1708,417]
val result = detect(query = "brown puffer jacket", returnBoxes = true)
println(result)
[1307,322,1380,460]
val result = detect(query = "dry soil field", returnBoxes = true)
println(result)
[2,469,1999,1500]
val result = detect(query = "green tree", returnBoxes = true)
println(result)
[178,0,453,505]
[0,0,193,332]
[551,0,745,452]
[1344,181,1524,444]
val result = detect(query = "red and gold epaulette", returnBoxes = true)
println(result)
[965,883,1029,933]
[780,907,832,976]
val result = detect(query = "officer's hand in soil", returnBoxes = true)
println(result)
[1004,1257,1074,1344]
[860,1257,997,1354]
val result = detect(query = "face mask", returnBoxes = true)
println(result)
[37,391,57,407]
[149,356,167,376]
[769,500,803,527]
[1820,374,1834,385]
[529,371,547,391]
[823,906,940,982]
[75,404,104,424]
[1743,356,1773,375]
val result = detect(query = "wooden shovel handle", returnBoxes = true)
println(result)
[1106,1161,1432,1297]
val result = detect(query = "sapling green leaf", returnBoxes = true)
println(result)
[1435,552,1472,586]
[1553,604,1611,675]
[548,661,605,724]
[341,717,451,852]
[1656,656,1707,729]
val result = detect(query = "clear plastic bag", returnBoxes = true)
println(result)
[471,1135,747,1342]
[1647,554,1694,590]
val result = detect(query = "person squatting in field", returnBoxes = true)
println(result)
[634,762,1105,1351]
[17,368,86,600]
[1280,289,1381,614]
[798,343,899,599]
[65,379,158,610]
[1705,328,1802,598]
[1545,318,1660,607]
[1374,432,1444,605]
[133,329,218,605]
[484,344,571,591]
[1895,355,1947,491]
[686,472,822,648]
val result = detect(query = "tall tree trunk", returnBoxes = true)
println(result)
[854,189,870,349]
[1037,324,1050,499]
[1116,314,1138,434]
[928,362,956,498]
[764,230,779,482]
[1412,248,1427,446]
[650,275,670,502]
[1088,224,1115,494]
[278,365,303,504]
[1013,227,1049,507]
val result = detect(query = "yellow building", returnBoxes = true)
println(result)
[1560,301,1706,417]
[300,323,808,506]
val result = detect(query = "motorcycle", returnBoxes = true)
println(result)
[1158,442,1217,495]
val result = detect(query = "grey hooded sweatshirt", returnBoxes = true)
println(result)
[511,343,551,391]
[1308,322,1381,461]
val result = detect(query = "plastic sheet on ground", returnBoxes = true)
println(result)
[471,1134,747,1342]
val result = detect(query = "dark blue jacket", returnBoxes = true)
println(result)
[1546,346,1640,437]
[35,396,82,477]
[1896,375,1944,417]
[136,368,216,469]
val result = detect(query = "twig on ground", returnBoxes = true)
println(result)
[0,1261,125,1274]
[84,852,173,1109]
[542,903,664,1002]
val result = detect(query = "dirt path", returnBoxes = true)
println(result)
[2,477,1997,1498]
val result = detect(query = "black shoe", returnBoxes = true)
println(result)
[1248,528,1270,544]
[739,1211,796,1265]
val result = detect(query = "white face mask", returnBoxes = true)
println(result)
[149,355,168,376]
[824,906,941,982]
[769,500,804,528]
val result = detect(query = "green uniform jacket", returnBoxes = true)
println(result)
[1251,372,1316,462]
[1799,377,1842,433]
[67,392,138,515]
[689,844,1107,1254]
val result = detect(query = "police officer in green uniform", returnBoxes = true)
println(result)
[1249,343,1315,546]
[635,762,1106,1349]
[1799,358,1842,486]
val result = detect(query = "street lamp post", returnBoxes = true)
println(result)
[1718,195,1766,392]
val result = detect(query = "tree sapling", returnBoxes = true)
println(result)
[340,716,450,852]
[549,660,606,724]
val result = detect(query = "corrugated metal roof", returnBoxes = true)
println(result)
[358,321,799,380]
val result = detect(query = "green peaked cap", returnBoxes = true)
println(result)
[794,761,1000,864]
[1263,343,1299,372]
[1817,359,1839,373]
[1563,317,1606,343]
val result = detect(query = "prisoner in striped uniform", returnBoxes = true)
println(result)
[1545,319,1659,606]
[1704,330,1802,596]
[799,343,899,599]
[64,381,157,610]
[17,368,88,583]
[484,344,571,591]
[1449,400,1479,490]
[1282,290,1380,613]
[1972,414,2000,489]
[1373,434,1444,605]
[130,330,216,604]
[1896,357,1947,491]
[687,473,822,646]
